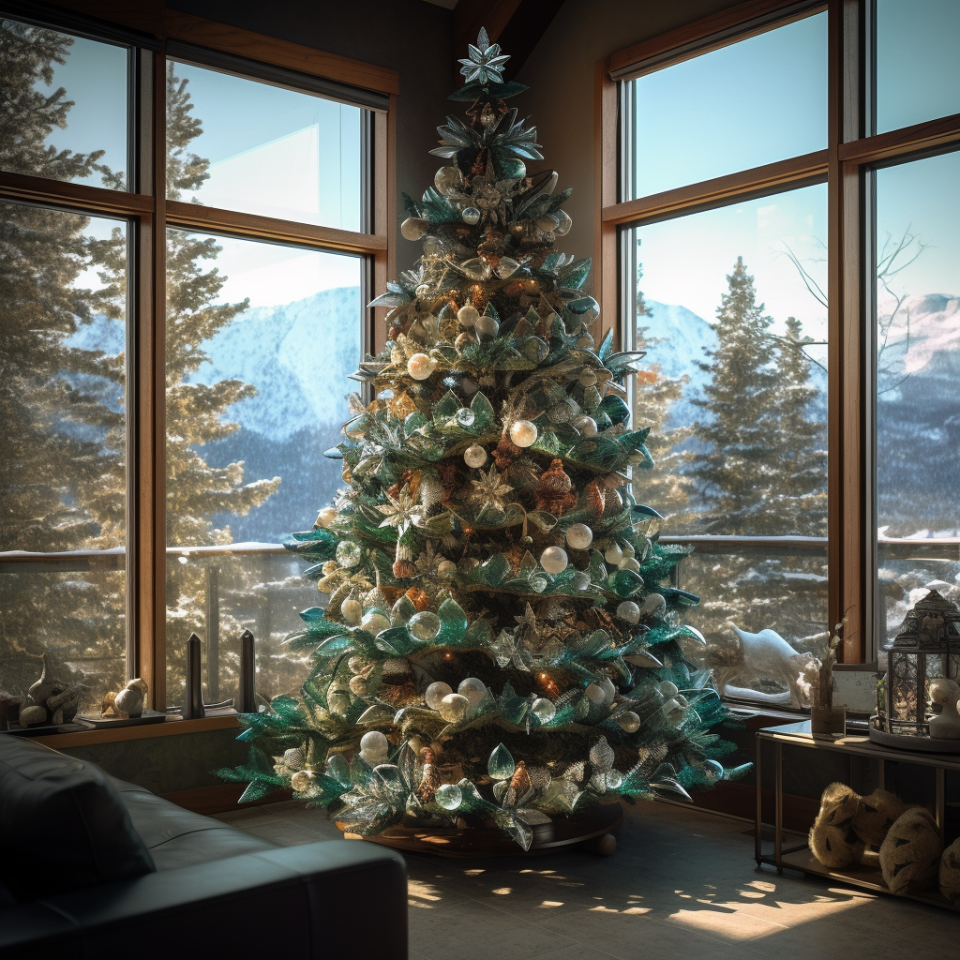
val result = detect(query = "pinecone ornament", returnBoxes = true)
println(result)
[585,479,606,516]
[534,459,577,516]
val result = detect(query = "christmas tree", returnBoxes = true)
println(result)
[225,29,744,850]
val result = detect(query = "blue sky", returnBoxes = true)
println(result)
[630,6,958,345]
[32,12,960,323]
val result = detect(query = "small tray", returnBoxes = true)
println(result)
[76,709,168,729]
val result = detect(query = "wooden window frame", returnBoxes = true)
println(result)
[0,0,398,712]
[598,0,960,665]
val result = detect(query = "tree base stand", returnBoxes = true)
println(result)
[336,802,623,858]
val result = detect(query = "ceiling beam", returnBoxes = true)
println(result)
[453,0,565,86]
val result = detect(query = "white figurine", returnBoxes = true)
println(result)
[928,678,960,739]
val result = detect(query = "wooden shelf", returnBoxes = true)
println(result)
[6,710,241,748]
[755,720,959,912]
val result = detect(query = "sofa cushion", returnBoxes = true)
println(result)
[109,777,277,870]
[0,736,155,901]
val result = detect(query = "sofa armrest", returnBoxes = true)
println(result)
[0,841,407,960]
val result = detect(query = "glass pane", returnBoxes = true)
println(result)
[0,201,128,708]
[875,0,960,134]
[166,60,364,230]
[164,228,362,703]
[0,19,128,190]
[625,13,826,199]
[874,151,960,644]
[681,545,829,705]
[168,550,321,705]
[625,184,829,538]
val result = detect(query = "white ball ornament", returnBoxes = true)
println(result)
[407,353,436,381]
[510,420,538,448]
[462,206,481,225]
[474,313,499,337]
[565,523,593,550]
[316,506,337,527]
[616,710,641,733]
[464,445,487,469]
[341,597,363,625]
[457,303,479,328]
[360,611,390,635]
[438,693,469,722]
[604,543,624,566]
[360,731,389,760]
[575,416,598,437]
[437,560,458,578]
[425,681,453,710]
[540,546,568,574]
[457,678,488,706]
[617,601,641,623]
[579,368,598,387]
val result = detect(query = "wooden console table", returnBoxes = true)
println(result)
[755,720,960,908]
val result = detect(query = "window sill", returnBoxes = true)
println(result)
[6,709,242,749]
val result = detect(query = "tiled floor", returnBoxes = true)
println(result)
[214,799,958,960]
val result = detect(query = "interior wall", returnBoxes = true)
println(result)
[170,0,454,269]
[515,0,744,278]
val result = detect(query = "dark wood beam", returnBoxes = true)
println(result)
[453,0,566,86]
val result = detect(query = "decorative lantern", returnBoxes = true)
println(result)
[871,590,960,751]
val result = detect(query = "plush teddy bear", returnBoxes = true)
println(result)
[809,782,864,868]
[879,808,942,894]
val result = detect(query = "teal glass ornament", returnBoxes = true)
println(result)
[488,743,516,781]
[407,611,441,642]
[435,783,463,810]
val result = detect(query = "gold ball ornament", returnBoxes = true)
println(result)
[316,506,337,527]
[407,353,436,381]
[509,420,538,448]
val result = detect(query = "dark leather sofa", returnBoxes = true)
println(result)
[0,735,407,959]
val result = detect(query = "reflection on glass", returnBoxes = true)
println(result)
[0,19,128,190]
[878,546,960,648]
[681,547,829,704]
[874,151,960,643]
[875,0,960,134]
[164,550,321,707]
[166,60,363,229]
[164,228,362,688]
[625,13,826,198]
[626,185,828,537]
[0,201,128,701]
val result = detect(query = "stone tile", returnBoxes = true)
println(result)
[221,797,960,960]
[528,907,748,960]
[411,898,575,960]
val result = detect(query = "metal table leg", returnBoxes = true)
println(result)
[775,741,783,872]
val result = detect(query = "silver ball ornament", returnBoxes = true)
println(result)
[565,523,593,550]
[425,681,453,710]
[540,546,568,574]
[474,314,499,337]
[458,303,479,328]
[462,206,481,225]
[617,601,641,623]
